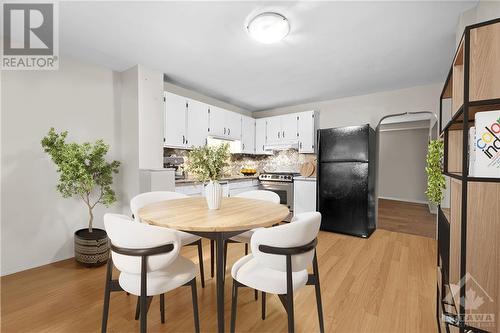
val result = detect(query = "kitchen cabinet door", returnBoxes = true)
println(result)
[297,111,316,153]
[293,178,317,214]
[266,116,282,144]
[164,92,187,147]
[187,98,209,148]
[226,111,242,140]
[281,114,298,143]
[241,116,255,154]
[255,118,272,155]
[208,106,225,137]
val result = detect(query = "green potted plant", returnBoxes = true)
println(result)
[186,143,230,209]
[425,139,446,205]
[41,128,120,266]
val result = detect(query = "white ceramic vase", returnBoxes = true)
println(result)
[205,180,222,210]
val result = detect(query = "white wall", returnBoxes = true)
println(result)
[1,56,123,275]
[379,126,430,203]
[254,83,441,129]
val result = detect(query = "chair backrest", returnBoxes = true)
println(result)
[130,191,188,222]
[104,213,180,274]
[250,212,321,272]
[235,190,280,204]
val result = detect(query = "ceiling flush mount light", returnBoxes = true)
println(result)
[247,12,290,44]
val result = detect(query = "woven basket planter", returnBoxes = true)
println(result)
[74,228,109,267]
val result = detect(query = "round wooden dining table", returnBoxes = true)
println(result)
[138,196,290,333]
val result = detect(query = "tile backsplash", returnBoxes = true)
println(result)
[165,148,315,178]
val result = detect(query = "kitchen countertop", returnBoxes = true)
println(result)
[176,175,259,185]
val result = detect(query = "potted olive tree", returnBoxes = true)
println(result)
[186,143,230,210]
[41,128,120,266]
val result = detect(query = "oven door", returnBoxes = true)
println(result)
[258,181,293,211]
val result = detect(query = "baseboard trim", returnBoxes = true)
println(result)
[378,196,429,205]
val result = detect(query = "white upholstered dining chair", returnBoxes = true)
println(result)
[224,190,281,300]
[230,212,324,333]
[130,191,206,288]
[101,214,200,333]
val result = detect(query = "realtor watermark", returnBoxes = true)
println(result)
[1,2,59,70]
[443,273,496,329]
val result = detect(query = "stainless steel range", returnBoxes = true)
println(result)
[258,172,299,213]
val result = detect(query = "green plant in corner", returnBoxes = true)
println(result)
[425,139,446,205]
[186,143,230,182]
[41,128,120,232]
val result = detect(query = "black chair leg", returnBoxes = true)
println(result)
[262,292,266,320]
[135,297,140,320]
[224,240,228,275]
[196,240,205,288]
[160,294,165,324]
[210,240,215,278]
[101,258,113,333]
[140,257,148,333]
[230,280,239,333]
[245,243,248,255]
[313,252,325,333]
[254,289,258,301]
[190,278,200,333]
[286,255,295,333]
[135,296,153,321]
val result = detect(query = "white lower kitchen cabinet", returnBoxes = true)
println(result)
[293,177,317,215]
[176,179,254,197]
[228,179,259,196]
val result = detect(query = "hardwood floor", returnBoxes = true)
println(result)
[378,199,437,239]
[1,229,437,333]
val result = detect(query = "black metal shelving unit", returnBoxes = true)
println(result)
[437,17,500,333]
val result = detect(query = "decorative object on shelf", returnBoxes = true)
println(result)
[425,140,446,205]
[186,143,230,210]
[41,128,120,266]
[473,111,500,178]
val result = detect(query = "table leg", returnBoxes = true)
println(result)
[216,235,225,333]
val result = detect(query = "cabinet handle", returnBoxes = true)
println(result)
[300,142,302,149]
[182,135,185,144]
[243,143,245,150]
[278,131,280,138]
[224,127,226,135]
[262,145,264,151]
[228,128,231,135]
[282,131,285,138]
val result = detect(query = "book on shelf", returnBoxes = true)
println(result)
[470,110,500,178]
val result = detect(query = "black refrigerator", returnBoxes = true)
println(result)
[316,125,377,238]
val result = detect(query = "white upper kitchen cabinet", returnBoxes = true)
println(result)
[265,114,298,145]
[208,106,225,137]
[226,110,242,140]
[265,116,282,144]
[280,113,299,143]
[164,92,187,147]
[241,116,255,154]
[209,106,241,140]
[297,111,317,153]
[186,98,209,148]
[255,118,272,155]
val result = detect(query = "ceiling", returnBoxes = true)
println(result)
[59,1,477,111]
